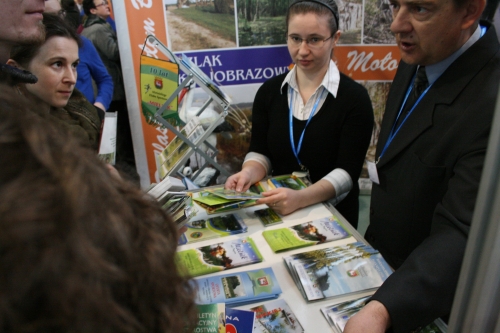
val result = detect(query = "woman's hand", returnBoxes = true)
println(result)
[256,188,305,215]
[224,161,267,192]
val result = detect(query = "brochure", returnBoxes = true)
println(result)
[225,308,256,333]
[321,296,447,333]
[194,303,226,333]
[193,267,282,306]
[176,237,263,277]
[283,242,392,301]
[211,189,263,200]
[194,191,256,214]
[250,299,304,333]
[254,208,283,227]
[254,175,308,193]
[178,213,248,245]
[262,215,350,252]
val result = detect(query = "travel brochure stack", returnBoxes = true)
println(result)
[176,237,263,277]
[192,298,303,333]
[262,215,350,252]
[320,295,448,333]
[193,267,282,306]
[156,116,206,180]
[193,189,262,214]
[284,242,393,302]
[147,175,194,228]
[178,213,248,245]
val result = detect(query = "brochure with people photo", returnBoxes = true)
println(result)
[262,215,350,252]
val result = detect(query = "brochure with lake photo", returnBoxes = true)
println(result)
[178,213,248,245]
[176,237,263,277]
[283,242,392,302]
[193,267,282,306]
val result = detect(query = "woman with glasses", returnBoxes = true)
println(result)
[225,0,374,227]
[8,13,101,151]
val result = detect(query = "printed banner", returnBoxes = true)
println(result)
[140,55,181,126]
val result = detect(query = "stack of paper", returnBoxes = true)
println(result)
[193,189,261,214]
[161,193,194,229]
[147,176,186,200]
[320,296,448,333]
[283,242,393,302]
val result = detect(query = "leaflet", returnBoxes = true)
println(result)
[262,215,350,252]
[178,213,248,245]
[193,267,282,306]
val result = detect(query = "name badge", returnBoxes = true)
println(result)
[367,160,380,185]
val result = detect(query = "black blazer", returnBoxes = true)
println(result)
[366,22,500,333]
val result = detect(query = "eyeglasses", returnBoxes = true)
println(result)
[287,35,333,49]
[95,0,108,7]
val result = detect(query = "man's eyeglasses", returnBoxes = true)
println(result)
[95,0,108,7]
[287,35,333,49]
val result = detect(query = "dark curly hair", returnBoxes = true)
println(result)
[0,107,196,332]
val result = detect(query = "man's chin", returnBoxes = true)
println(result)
[18,22,45,45]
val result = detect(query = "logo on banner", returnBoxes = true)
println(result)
[154,77,163,89]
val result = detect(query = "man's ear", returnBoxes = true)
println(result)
[461,0,486,30]
[6,59,23,69]
[90,8,97,15]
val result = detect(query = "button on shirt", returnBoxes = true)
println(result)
[245,60,352,205]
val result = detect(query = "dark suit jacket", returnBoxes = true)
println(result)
[365,22,500,333]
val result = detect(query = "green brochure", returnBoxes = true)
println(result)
[262,215,350,252]
[176,237,263,277]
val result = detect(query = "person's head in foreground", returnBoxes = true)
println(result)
[0,109,195,332]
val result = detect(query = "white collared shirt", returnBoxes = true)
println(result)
[245,60,352,205]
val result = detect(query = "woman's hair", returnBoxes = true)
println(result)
[10,13,82,68]
[0,109,196,332]
[286,0,340,35]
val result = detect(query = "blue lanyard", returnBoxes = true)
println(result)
[377,72,433,163]
[377,25,487,164]
[289,87,324,170]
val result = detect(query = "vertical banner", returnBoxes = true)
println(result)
[114,1,177,186]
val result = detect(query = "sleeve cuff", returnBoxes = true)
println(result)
[243,152,272,175]
[322,168,352,206]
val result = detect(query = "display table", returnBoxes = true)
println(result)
[177,199,374,332]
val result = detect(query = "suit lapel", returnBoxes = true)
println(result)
[376,24,500,169]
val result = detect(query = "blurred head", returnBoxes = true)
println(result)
[83,0,110,19]
[286,0,341,76]
[390,0,486,65]
[0,0,46,62]
[45,0,63,14]
[0,109,196,332]
[9,13,81,110]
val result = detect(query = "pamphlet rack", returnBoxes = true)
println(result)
[146,35,231,181]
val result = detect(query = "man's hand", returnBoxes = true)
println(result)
[343,300,391,333]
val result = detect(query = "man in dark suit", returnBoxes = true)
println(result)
[344,0,500,330]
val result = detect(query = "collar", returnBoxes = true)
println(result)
[426,24,482,85]
[280,59,340,97]
[0,64,38,84]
